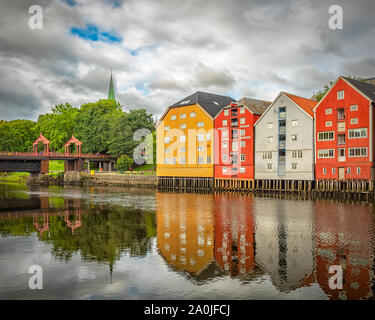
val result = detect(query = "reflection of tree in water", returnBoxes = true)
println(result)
[0,207,157,269]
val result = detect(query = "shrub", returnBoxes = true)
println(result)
[116,154,134,171]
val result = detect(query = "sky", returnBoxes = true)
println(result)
[0,0,374,121]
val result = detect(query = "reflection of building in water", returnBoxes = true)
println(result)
[314,201,374,300]
[156,193,214,276]
[254,199,314,291]
[214,194,255,277]
[33,213,49,236]
[64,211,82,234]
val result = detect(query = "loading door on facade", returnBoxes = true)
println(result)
[338,148,345,162]
[338,167,345,180]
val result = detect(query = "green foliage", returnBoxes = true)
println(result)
[49,160,65,172]
[0,119,39,152]
[38,103,80,152]
[116,154,134,171]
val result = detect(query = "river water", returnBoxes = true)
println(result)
[0,182,374,300]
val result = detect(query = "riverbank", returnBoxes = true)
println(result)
[26,172,158,188]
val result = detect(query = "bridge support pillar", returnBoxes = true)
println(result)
[99,162,102,172]
[41,160,49,174]
[86,160,90,172]
[109,162,112,172]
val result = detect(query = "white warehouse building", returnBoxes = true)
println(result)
[254,92,317,181]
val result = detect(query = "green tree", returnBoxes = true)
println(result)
[116,154,134,171]
[0,119,38,152]
[37,103,80,152]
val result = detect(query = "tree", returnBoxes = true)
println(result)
[75,99,122,154]
[108,108,155,158]
[37,103,80,152]
[0,119,39,152]
[116,154,134,171]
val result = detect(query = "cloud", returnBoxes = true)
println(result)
[0,0,375,120]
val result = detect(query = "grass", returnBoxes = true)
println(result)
[49,160,64,172]
[0,172,30,184]
[132,164,156,172]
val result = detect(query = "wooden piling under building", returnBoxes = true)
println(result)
[157,176,375,202]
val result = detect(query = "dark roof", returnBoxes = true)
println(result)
[343,77,375,101]
[169,91,236,118]
[236,97,272,115]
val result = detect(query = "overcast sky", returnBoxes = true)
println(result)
[0,0,374,121]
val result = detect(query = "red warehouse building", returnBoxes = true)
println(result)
[214,98,271,180]
[314,76,375,181]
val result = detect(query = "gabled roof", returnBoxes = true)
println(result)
[343,77,375,101]
[283,92,317,117]
[169,91,235,118]
[236,97,272,115]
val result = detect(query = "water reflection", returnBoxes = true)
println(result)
[0,183,375,299]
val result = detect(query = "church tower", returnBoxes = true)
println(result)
[108,67,116,101]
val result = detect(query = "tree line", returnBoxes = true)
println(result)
[0,99,156,161]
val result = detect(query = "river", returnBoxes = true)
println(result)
[0,182,374,300]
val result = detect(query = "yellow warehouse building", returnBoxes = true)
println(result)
[156,91,235,178]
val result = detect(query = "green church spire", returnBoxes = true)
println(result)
[108,67,116,101]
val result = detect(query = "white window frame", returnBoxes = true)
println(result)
[348,147,367,158]
[350,118,358,125]
[222,120,227,126]
[180,113,186,119]
[190,112,196,118]
[171,115,177,120]
[240,154,245,162]
[325,108,332,115]
[180,135,186,143]
[268,123,273,129]
[224,109,229,116]
[164,137,170,144]
[197,121,204,128]
[318,131,334,141]
[337,90,344,100]
[318,149,335,158]
[292,120,298,127]
[350,105,358,111]
[240,167,245,173]
[164,126,170,131]
[348,128,367,139]
[240,107,245,114]
[180,123,186,129]
[325,121,332,127]
[240,118,245,124]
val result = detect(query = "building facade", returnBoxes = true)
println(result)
[254,92,317,181]
[156,91,234,178]
[314,77,375,181]
[214,98,271,180]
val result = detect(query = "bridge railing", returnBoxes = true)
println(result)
[0,151,114,159]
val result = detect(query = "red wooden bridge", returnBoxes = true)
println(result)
[0,134,116,173]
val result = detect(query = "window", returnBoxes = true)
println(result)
[347,167,351,174]
[207,156,211,164]
[222,120,227,126]
[197,156,204,164]
[180,157,186,164]
[180,113,186,119]
[223,141,228,148]
[323,168,327,175]
[241,154,246,162]
[332,168,335,174]
[267,136,273,143]
[292,120,298,127]
[292,150,303,158]
[206,133,211,141]
[180,123,186,129]
[224,109,229,116]
[318,131,334,141]
[222,154,228,162]
[222,130,228,138]
[241,141,246,147]
[350,118,358,125]
[348,147,367,157]
[291,134,297,141]
[222,167,228,173]
[164,158,170,164]
[164,126,170,131]
[232,141,239,152]
[171,115,177,120]
[325,121,332,127]
[180,135,186,143]
[240,118,245,124]
[190,112,196,118]
[348,128,367,139]
[164,137,170,144]
[172,158,177,165]
[180,147,186,152]
[357,167,361,174]
[165,148,169,153]
[318,149,335,158]
[263,151,272,159]
[325,108,332,115]
[197,134,204,142]
[267,163,272,170]
[197,146,204,152]
[240,129,245,136]
[292,163,297,170]
[337,108,345,120]
[268,123,273,129]
[197,121,204,127]
[240,167,245,173]
[337,90,344,100]
[240,107,245,114]
[350,105,358,111]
